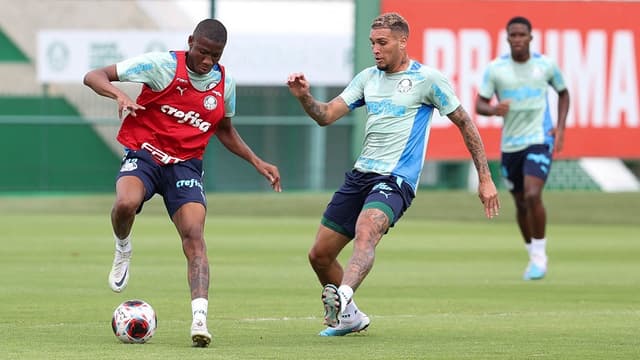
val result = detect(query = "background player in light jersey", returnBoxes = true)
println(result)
[84,19,281,347]
[476,16,570,281]
[287,12,500,336]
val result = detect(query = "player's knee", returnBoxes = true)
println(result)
[308,247,331,268]
[180,226,205,244]
[112,197,141,216]
[308,248,322,266]
[523,190,542,206]
[354,222,385,246]
[181,234,206,256]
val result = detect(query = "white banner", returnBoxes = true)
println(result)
[37,30,352,86]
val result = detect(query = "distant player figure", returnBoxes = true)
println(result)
[83,19,281,347]
[475,16,570,280]
[287,12,500,336]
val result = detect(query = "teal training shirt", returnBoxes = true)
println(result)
[116,51,236,118]
[339,60,461,192]
[478,52,566,153]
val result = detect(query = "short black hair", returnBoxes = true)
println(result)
[506,16,532,32]
[193,19,227,44]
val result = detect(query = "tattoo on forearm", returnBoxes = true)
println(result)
[449,107,491,177]
[300,95,328,124]
[188,255,209,299]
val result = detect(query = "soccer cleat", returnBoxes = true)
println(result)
[191,320,212,347]
[523,262,546,280]
[108,249,131,292]
[319,311,370,336]
[321,284,341,327]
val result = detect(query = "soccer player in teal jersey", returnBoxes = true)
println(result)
[287,12,500,336]
[476,16,570,280]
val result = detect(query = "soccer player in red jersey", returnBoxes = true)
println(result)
[84,19,281,347]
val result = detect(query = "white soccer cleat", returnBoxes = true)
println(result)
[191,320,212,347]
[108,249,131,292]
[319,310,370,336]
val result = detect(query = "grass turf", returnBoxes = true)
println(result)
[0,191,638,359]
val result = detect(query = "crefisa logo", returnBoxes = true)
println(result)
[160,104,211,132]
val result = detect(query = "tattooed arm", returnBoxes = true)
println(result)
[448,106,501,218]
[286,72,350,126]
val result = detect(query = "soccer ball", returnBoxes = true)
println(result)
[111,299,157,344]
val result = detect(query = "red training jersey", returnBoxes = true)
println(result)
[116,51,226,164]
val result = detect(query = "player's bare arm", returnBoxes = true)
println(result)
[447,106,492,179]
[475,96,510,117]
[83,64,145,118]
[549,89,570,153]
[447,106,500,218]
[215,117,282,192]
[286,73,350,126]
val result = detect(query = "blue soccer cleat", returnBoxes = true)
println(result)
[523,262,546,280]
[319,311,370,336]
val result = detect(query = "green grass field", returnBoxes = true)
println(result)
[1,191,639,359]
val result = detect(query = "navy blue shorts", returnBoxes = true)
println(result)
[501,144,553,193]
[116,149,206,217]
[321,169,415,239]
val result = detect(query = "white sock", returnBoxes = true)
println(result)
[531,238,547,258]
[525,243,532,256]
[114,233,131,252]
[338,285,353,314]
[338,285,354,302]
[530,238,548,268]
[192,298,208,323]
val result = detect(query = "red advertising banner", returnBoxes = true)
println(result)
[381,0,640,159]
